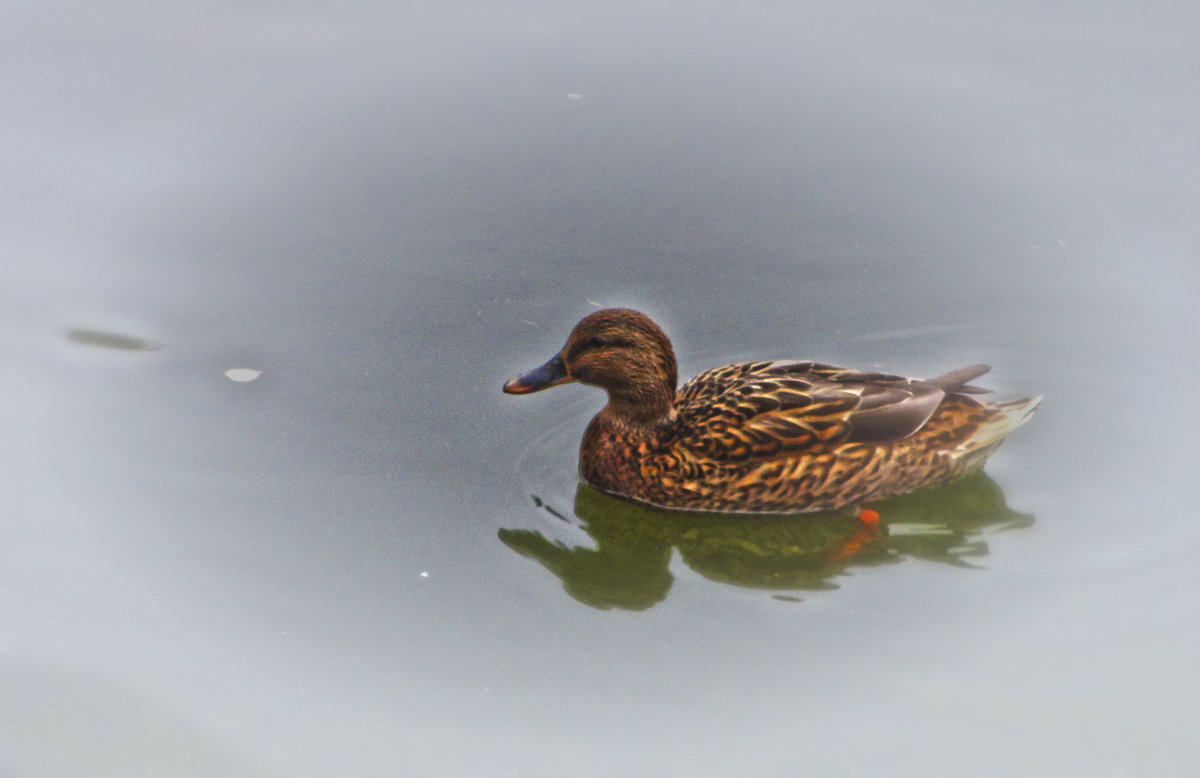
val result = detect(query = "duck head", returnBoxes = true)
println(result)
[503,308,678,424]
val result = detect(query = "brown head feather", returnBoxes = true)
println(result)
[561,308,677,425]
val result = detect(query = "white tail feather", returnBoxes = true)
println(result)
[960,395,1042,451]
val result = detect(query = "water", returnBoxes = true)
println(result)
[3,2,1198,776]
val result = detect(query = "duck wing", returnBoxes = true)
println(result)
[675,360,951,462]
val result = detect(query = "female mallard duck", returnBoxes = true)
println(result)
[504,308,1040,514]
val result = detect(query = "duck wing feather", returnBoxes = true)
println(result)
[675,360,949,462]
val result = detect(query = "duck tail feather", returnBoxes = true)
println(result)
[965,395,1043,449]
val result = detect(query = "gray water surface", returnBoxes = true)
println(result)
[4,2,1198,776]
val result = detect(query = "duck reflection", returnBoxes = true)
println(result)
[498,471,1031,610]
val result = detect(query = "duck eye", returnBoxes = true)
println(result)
[586,336,608,349]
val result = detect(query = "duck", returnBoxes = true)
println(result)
[503,308,1040,514]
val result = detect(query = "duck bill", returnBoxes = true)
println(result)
[503,352,573,394]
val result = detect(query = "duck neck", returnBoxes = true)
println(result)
[603,383,675,428]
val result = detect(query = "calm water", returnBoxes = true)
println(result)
[4,2,1198,776]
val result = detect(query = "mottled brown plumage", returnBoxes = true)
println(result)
[504,308,1040,513]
